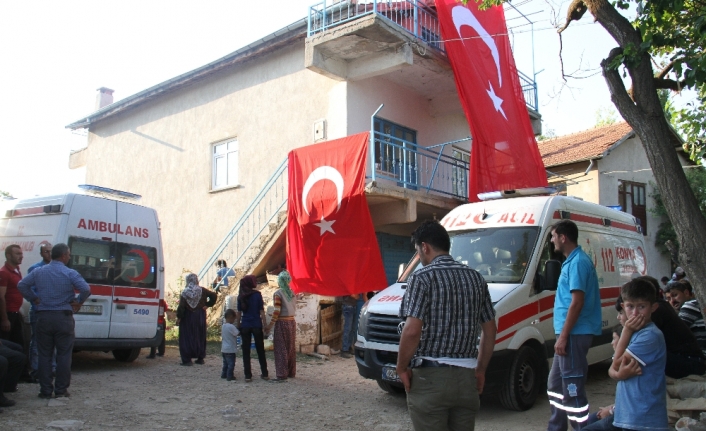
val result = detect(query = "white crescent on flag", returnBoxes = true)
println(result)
[452,5,502,87]
[301,165,344,235]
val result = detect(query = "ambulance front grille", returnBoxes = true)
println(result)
[367,313,403,344]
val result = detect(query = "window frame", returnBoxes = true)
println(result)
[618,180,647,235]
[211,138,239,190]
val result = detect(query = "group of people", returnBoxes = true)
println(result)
[0,242,91,412]
[175,269,298,383]
[392,218,706,431]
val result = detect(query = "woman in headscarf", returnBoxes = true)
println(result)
[175,273,217,366]
[264,270,297,381]
[235,275,269,382]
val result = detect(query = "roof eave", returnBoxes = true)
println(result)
[66,18,308,130]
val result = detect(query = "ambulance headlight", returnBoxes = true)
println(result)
[357,303,370,339]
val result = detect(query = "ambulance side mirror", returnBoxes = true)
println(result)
[544,260,561,291]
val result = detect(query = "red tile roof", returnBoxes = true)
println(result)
[538,122,633,167]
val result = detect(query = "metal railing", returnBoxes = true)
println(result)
[308,0,444,52]
[518,70,538,113]
[197,158,288,289]
[307,0,539,112]
[369,105,470,199]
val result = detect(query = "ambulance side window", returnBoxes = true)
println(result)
[68,237,115,285]
[533,233,564,294]
[113,243,157,289]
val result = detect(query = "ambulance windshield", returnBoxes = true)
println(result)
[400,227,540,284]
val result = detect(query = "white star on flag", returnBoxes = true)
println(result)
[314,217,336,236]
[486,81,507,120]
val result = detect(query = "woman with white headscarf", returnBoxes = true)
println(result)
[176,273,217,366]
[264,270,297,381]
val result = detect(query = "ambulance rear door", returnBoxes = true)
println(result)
[65,195,117,339]
[108,202,160,339]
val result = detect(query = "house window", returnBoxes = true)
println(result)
[373,117,418,189]
[212,139,238,189]
[451,149,469,198]
[618,180,647,235]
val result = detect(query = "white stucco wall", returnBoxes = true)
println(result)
[595,135,679,280]
[83,43,341,290]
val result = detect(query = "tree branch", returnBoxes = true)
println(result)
[654,77,688,91]
[601,47,642,123]
[558,0,588,34]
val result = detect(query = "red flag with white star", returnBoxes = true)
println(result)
[286,133,388,295]
[436,0,548,201]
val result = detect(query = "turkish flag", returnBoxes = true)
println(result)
[436,0,548,201]
[286,133,388,296]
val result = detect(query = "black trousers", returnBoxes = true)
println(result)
[0,339,25,393]
[36,311,74,396]
[240,327,268,379]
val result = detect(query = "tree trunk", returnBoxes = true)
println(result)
[585,0,706,308]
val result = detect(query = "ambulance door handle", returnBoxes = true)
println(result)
[530,319,539,325]
[116,304,126,310]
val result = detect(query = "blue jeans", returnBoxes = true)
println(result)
[342,304,355,352]
[583,413,618,431]
[221,353,236,379]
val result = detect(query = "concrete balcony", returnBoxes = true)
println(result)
[306,0,541,133]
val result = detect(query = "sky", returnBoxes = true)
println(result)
[0,0,689,198]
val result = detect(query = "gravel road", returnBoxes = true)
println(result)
[0,346,615,431]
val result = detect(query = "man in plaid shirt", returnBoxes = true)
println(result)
[396,220,496,431]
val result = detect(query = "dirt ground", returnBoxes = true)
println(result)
[0,345,616,431]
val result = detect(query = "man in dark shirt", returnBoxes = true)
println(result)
[396,220,496,430]
[629,276,705,378]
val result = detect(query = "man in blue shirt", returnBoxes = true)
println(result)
[547,220,602,431]
[17,243,90,399]
[26,242,52,381]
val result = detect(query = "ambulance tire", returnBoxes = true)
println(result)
[376,379,405,395]
[112,348,142,362]
[500,346,541,411]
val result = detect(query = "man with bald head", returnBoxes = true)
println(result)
[27,242,52,381]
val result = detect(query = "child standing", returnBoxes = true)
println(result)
[221,309,240,381]
[609,278,668,431]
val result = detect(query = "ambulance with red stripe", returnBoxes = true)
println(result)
[0,186,165,362]
[355,194,646,410]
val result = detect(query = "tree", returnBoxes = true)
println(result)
[473,0,706,306]
[594,106,617,128]
[650,167,706,257]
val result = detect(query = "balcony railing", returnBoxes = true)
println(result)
[308,0,444,51]
[307,0,539,112]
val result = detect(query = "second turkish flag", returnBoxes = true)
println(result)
[286,133,388,296]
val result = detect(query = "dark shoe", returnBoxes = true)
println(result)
[340,352,352,359]
[20,373,35,383]
[146,355,156,359]
[4,386,18,393]
[156,353,164,357]
[244,378,252,383]
[179,362,193,366]
[261,375,269,381]
[0,398,16,407]
[226,377,236,381]
[54,392,70,398]
[270,377,287,382]
[195,359,205,365]
[38,393,52,399]
[221,375,227,379]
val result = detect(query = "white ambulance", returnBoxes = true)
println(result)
[0,186,165,362]
[355,193,648,410]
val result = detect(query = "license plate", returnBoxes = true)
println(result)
[78,305,102,315]
[382,364,401,382]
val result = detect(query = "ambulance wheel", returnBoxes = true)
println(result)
[500,346,541,411]
[112,348,141,362]
[376,379,405,395]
